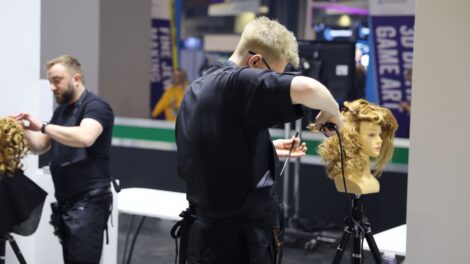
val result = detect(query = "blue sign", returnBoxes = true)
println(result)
[371,15,414,138]
[150,18,174,119]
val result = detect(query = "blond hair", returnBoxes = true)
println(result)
[0,117,28,176]
[46,55,84,81]
[235,16,299,67]
[317,99,398,180]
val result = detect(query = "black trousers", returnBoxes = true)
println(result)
[57,192,112,264]
[187,218,278,264]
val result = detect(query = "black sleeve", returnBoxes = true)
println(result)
[235,68,303,130]
[82,99,114,129]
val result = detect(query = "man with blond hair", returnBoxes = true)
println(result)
[175,17,342,264]
[15,55,114,264]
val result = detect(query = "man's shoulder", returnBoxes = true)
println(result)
[84,91,105,102]
[81,92,114,124]
[83,92,112,109]
[203,60,242,76]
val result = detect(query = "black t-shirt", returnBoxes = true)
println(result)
[49,91,114,202]
[176,61,303,213]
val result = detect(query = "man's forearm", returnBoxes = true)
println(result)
[24,130,50,154]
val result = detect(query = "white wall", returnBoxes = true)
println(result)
[0,2,118,263]
[0,1,44,263]
[0,0,40,181]
[406,0,470,262]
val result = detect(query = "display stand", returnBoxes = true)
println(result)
[332,195,381,264]
[0,234,27,264]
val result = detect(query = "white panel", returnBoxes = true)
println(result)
[369,0,415,16]
[204,34,240,52]
[38,79,53,122]
[0,1,42,263]
[406,0,470,263]
[0,3,41,179]
[209,0,260,16]
[152,0,170,19]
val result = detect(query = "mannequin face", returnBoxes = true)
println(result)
[358,121,383,158]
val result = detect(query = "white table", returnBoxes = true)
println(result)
[364,224,407,257]
[117,188,188,263]
[118,188,188,221]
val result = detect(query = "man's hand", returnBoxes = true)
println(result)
[273,134,307,158]
[13,112,42,131]
[11,112,51,154]
[314,110,343,137]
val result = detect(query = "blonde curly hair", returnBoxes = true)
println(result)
[235,16,299,67]
[0,117,28,176]
[317,99,398,180]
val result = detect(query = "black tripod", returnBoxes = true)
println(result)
[0,233,27,264]
[332,195,381,264]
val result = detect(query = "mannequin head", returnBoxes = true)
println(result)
[317,99,398,180]
[0,117,28,176]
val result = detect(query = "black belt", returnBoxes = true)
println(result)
[83,186,111,198]
[60,186,111,208]
[193,207,244,224]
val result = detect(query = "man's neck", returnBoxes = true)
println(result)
[228,53,244,67]
[70,84,86,104]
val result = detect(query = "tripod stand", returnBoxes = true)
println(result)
[0,234,27,264]
[332,195,381,264]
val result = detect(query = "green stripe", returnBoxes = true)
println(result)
[391,147,408,165]
[113,125,175,143]
[112,125,409,165]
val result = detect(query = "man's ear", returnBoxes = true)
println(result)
[248,54,261,68]
[73,73,82,85]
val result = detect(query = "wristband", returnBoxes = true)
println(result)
[40,122,48,134]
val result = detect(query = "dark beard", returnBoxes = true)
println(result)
[55,83,75,105]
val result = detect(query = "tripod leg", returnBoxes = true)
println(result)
[7,235,27,264]
[352,227,362,264]
[363,224,382,264]
[0,237,5,264]
[332,225,352,264]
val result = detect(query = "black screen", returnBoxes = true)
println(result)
[298,41,357,104]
